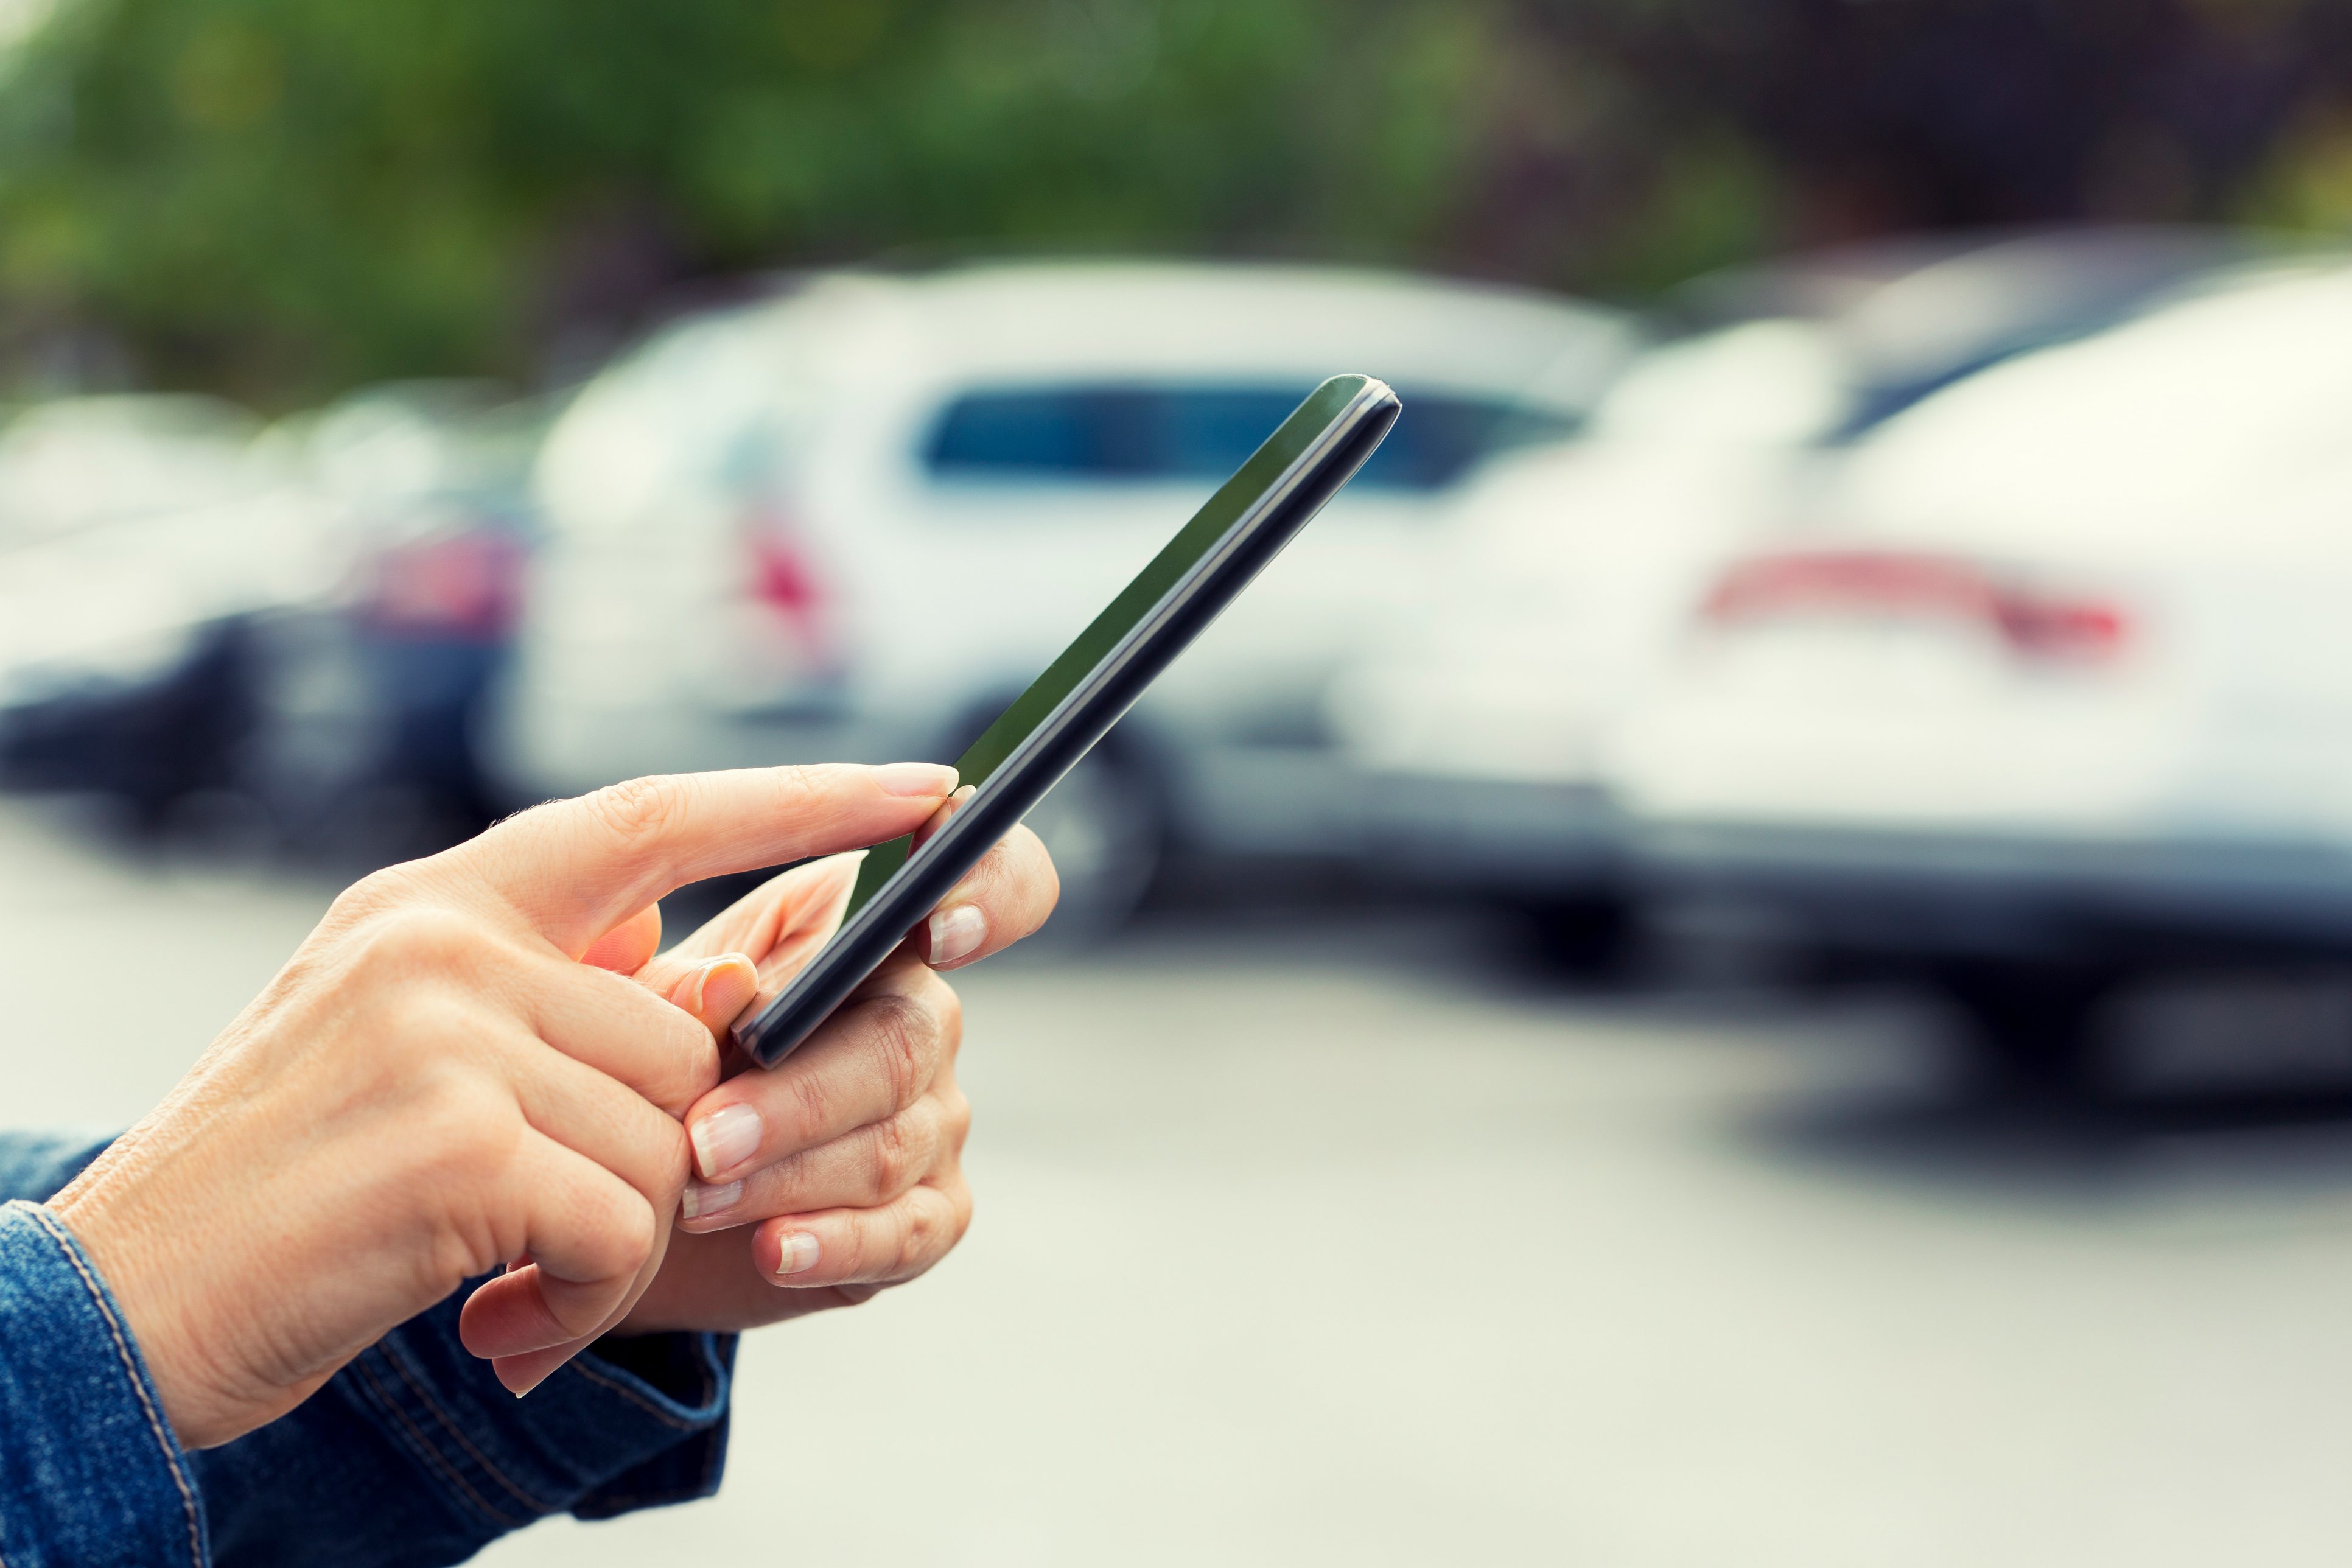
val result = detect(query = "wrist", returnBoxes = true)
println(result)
[49,1171,216,1449]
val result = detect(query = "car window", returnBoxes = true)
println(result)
[923,384,1573,492]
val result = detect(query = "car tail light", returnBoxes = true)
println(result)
[1701,550,2130,663]
[363,525,526,640]
[743,503,834,667]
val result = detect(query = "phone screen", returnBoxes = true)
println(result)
[833,372,1376,921]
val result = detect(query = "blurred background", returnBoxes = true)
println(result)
[9,0,2352,1561]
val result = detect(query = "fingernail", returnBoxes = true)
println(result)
[775,1232,821,1276]
[928,903,987,968]
[681,1178,743,1220]
[873,761,959,797]
[688,1102,763,1180]
[675,954,758,1024]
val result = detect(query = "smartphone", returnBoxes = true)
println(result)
[730,373,1401,1068]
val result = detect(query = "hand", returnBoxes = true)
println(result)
[498,816,1057,1376]
[47,761,961,1448]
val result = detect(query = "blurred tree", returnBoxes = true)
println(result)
[0,0,2343,404]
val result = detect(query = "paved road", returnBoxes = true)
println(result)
[10,801,2352,1565]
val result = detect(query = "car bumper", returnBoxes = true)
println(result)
[1351,771,1623,891]
[1633,818,2352,960]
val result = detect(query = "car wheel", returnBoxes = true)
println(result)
[1020,748,1162,942]
[1513,890,1640,985]
[1933,959,2118,1099]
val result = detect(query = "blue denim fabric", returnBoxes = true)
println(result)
[0,1132,737,1567]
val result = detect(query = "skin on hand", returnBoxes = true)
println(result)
[46,761,961,1449]
[483,819,1060,1391]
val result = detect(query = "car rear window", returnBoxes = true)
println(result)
[923,384,1574,491]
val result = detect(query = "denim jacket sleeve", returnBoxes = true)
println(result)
[0,1132,737,1568]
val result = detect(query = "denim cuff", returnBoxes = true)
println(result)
[335,1287,737,1533]
[0,1200,208,1568]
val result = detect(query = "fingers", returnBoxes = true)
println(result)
[682,952,959,1184]
[614,1230,872,1335]
[632,852,868,1007]
[666,953,762,1037]
[914,822,1060,971]
[461,763,958,954]
[678,1077,968,1231]
[458,1135,657,1360]
[580,903,662,973]
[752,1175,973,1289]
[505,1035,695,1210]
[520,956,727,1118]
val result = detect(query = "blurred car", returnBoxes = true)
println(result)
[0,385,545,850]
[1328,228,2255,972]
[487,261,1637,926]
[247,383,542,842]
[1605,259,2352,1068]
[0,395,337,822]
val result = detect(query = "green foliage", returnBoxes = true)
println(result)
[0,0,2343,404]
[0,0,1636,401]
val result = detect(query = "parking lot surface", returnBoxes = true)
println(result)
[8,802,2352,1566]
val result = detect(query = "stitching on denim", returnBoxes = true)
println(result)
[567,1356,707,1431]
[351,1354,531,1529]
[24,1205,206,1568]
[376,1337,559,1513]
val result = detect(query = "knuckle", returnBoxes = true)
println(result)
[328,867,402,923]
[669,1021,724,1108]
[584,774,690,850]
[859,990,941,1112]
[653,1118,695,1198]
[940,1086,973,1153]
[414,1084,521,1188]
[929,974,964,1049]
[897,1194,947,1276]
[865,1113,919,1199]
[356,905,484,979]
[784,1066,835,1147]
[766,765,825,818]
[613,1194,659,1272]
[638,1015,721,1118]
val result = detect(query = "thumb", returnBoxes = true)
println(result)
[454,763,956,956]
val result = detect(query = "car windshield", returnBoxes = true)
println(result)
[922,383,1575,492]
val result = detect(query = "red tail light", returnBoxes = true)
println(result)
[1702,550,2130,663]
[743,503,833,666]
[363,526,526,640]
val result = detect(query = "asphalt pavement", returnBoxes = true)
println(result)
[10,799,2352,1566]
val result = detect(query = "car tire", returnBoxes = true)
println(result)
[1933,959,2118,1099]
[1514,890,1640,985]
[1019,747,1163,943]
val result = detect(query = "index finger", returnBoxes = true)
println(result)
[460,763,957,955]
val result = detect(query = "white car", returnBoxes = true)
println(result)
[1606,259,2352,1064]
[0,396,338,819]
[1326,229,2249,971]
[486,261,1636,925]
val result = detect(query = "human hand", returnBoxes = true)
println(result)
[47,762,960,1448]
[490,815,1058,1384]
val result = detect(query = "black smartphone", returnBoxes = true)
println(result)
[729,373,1401,1068]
